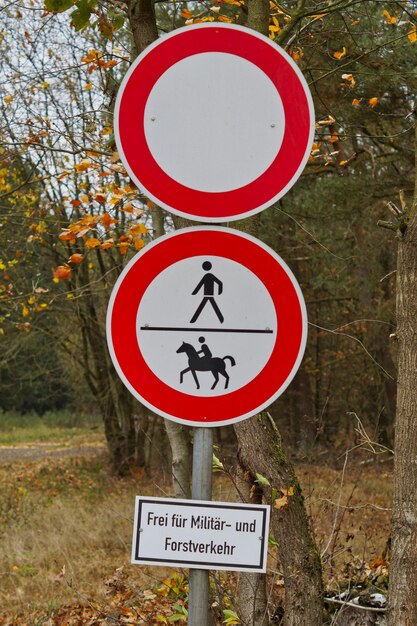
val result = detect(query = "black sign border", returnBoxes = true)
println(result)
[134,498,269,570]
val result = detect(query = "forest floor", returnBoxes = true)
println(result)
[0,430,392,625]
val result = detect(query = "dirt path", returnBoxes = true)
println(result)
[0,439,106,464]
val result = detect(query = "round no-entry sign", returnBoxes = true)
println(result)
[106,228,307,426]
[115,23,315,222]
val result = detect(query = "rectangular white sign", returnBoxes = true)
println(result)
[132,496,270,572]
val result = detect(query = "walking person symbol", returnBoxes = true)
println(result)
[190,261,224,324]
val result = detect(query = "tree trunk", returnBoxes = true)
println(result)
[236,467,270,626]
[235,414,323,626]
[165,419,191,498]
[387,142,417,624]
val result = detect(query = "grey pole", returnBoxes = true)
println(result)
[188,427,213,626]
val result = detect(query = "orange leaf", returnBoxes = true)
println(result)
[368,97,378,108]
[69,253,84,264]
[352,98,361,106]
[118,242,130,255]
[100,239,114,250]
[333,47,346,59]
[85,237,101,249]
[59,229,76,243]
[95,192,107,204]
[53,265,71,281]
[382,9,396,25]
[101,212,117,230]
[408,26,417,44]
[71,199,81,207]
[180,9,193,18]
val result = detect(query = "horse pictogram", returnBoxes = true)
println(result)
[176,340,236,390]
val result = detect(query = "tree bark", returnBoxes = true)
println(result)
[387,122,417,625]
[235,414,323,626]
[236,467,270,626]
[127,0,158,55]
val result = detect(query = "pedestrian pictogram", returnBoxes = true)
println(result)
[114,23,315,222]
[106,227,307,427]
[190,261,224,324]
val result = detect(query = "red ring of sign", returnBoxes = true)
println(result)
[107,228,307,426]
[115,24,313,221]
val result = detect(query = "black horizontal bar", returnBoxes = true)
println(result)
[139,326,274,334]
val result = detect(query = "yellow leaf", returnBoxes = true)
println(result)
[408,26,417,44]
[4,95,14,104]
[318,115,336,126]
[134,238,145,251]
[274,495,288,510]
[85,237,101,249]
[333,47,346,59]
[85,82,93,90]
[339,160,348,166]
[129,223,148,236]
[368,97,378,108]
[382,9,396,25]
[22,304,29,317]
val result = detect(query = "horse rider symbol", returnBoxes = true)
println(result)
[176,337,236,390]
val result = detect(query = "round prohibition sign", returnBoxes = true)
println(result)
[106,228,308,427]
[115,23,315,222]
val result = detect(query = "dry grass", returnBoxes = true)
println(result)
[0,438,393,618]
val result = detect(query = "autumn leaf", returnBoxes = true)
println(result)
[341,73,355,88]
[274,487,294,510]
[369,97,378,108]
[408,26,417,44]
[382,10,396,25]
[129,223,148,237]
[180,8,192,19]
[53,265,71,281]
[74,158,91,173]
[59,229,76,244]
[333,47,347,59]
[85,237,100,249]
[95,192,107,204]
[133,238,145,251]
[118,241,130,255]
[352,98,361,106]
[101,212,117,230]
[4,95,14,104]
[69,253,84,264]
[100,238,114,250]
[85,82,93,90]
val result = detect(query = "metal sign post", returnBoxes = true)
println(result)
[188,427,213,626]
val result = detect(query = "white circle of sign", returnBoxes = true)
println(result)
[144,53,285,193]
[137,256,277,396]
[115,23,315,222]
